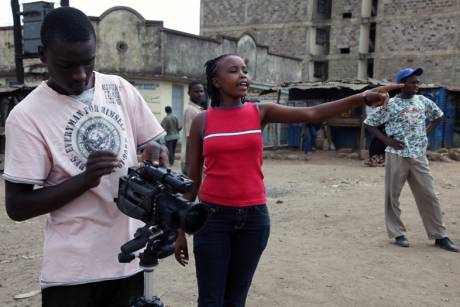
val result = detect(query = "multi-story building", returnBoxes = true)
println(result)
[0,6,301,121]
[200,0,460,87]
[0,5,301,159]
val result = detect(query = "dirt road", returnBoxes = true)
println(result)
[1,150,459,306]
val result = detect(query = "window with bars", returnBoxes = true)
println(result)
[316,28,329,46]
[314,61,328,80]
[317,0,331,19]
[371,0,379,17]
[369,22,376,53]
[367,59,374,78]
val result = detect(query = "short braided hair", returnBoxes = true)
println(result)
[204,54,234,107]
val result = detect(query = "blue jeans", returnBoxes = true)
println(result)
[303,125,317,153]
[193,203,271,307]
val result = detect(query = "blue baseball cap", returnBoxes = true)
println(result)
[395,67,423,83]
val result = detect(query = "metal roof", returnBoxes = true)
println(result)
[249,82,289,94]
[258,79,389,95]
[259,79,460,95]
[0,85,34,94]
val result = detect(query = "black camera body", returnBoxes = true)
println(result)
[116,161,207,234]
[114,162,207,306]
[115,162,207,262]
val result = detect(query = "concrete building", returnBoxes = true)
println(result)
[200,0,460,87]
[0,5,301,122]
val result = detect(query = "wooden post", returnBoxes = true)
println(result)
[274,89,281,149]
[359,104,368,159]
[11,0,24,85]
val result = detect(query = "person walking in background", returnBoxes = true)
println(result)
[161,106,181,165]
[181,81,205,175]
[365,67,458,252]
[303,123,320,154]
[174,53,402,307]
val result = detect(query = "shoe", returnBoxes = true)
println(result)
[435,237,459,252]
[395,235,410,247]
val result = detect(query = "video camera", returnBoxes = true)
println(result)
[115,161,207,260]
[114,161,207,306]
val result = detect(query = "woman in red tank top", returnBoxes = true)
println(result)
[175,54,403,307]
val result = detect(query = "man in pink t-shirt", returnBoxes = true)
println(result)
[3,7,167,306]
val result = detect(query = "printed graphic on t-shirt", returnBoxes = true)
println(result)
[102,83,122,105]
[63,103,129,171]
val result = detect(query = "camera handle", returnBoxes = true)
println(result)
[119,227,175,307]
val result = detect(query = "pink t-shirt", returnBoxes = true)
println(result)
[3,72,164,287]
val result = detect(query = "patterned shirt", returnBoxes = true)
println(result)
[364,94,443,158]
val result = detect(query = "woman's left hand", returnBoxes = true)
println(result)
[364,84,405,108]
[174,230,189,266]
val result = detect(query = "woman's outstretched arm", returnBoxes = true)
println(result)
[260,84,404,125]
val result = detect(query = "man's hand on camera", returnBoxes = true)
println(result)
[82,150,118,188]
[174,229,189,266]
[141,140,169,166]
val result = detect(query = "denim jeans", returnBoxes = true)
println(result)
[303,125,317,153]
[193,203,271,307]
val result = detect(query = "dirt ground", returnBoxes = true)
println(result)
[1,150,460,307]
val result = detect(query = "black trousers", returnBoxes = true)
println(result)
[369,125,387,157]
[165,139,178,165]
[369,137,387,157]
[42,272,143,307]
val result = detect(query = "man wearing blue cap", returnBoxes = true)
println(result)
[364,67,458,252]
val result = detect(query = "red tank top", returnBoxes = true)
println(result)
[199,102,265,207]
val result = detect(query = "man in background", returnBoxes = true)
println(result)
[181,81,205,175]
[161,106,181,165]
[365,67,458,252]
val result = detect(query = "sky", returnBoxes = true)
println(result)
[0,0,201,35]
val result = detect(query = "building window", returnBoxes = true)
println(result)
[316,28,329,46]
[340,48,350,54]
[314,61,328,80]
[317,0,331,19]
[367,58,374,78]
[342,12,352,19]
[369,22,376,53]
[133,83,160,90]
[371,0,379,17]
